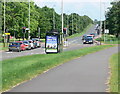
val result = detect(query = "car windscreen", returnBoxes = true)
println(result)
[87,36,92,38]
[86,37,93,40]
[29,41,32,43]
[23,42,28,44]
[11,43,20,45]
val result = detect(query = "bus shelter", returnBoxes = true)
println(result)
[45,30,63,54]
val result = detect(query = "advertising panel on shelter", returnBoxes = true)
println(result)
[46,36,57,52]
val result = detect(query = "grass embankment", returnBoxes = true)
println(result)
[67,24,93,39]
[96,35,120,44]
[109,52,119,93]
[1,45,115,92]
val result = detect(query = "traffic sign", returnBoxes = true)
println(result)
[5,33,10,35]
[105,29,109,34]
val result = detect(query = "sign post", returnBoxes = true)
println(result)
[104,29,109,42]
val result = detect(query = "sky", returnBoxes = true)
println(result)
[33,0,114,21]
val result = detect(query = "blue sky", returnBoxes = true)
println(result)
[34,0,113,21]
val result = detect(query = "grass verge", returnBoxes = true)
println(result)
[109,52,119,93]
[67,24,93,39]
[0,43,9,51]
[1,45,115,92]
[40,39,45,43]
[96,35,120,44]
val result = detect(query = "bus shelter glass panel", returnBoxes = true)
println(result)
[46,36,58,53]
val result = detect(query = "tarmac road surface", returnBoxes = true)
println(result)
[1,25,97,61]
[8,46,118,92]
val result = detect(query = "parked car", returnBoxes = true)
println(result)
[32,39,37,48]
[9,42,26,52]
[83,36,93,44]
[28,40,34,49]
[22,41,31,50]
[32,38,41,47]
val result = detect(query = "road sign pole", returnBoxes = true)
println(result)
[14,31,15,42]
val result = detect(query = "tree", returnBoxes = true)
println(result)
[2,2,93,39]
[106,1,120,37]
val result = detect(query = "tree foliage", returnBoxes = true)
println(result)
[2,1,93,39]
[106,1,120,37]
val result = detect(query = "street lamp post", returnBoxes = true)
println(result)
[61,0,64,42]
[53,5,55,30]
[38,27,40,39]
[99,0,102,45]
[3,0,6,47]
[67,11,69,35]
[28,0,30,40]
[72,13,73,35]
[103,3,106,43]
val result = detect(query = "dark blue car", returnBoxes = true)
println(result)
[9,42,26,52]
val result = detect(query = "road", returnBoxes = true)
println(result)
[1,25,96,61]
[8,46,118,92]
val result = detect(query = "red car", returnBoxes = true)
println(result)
[15,41,26,51]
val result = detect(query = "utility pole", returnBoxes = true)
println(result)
[72,13,73,35]
[99,0,102,45]
[61,0,64,41]
[67,11,69,35]
[53,5,55,30]
[100,0,102,35]
[38,27,40,39]
[76,14,77,33]
[79,15,80,32]
[3,0,6,47]
[28,0,30,40]
[103,3,106,43]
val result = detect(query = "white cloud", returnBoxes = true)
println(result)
[34,0,112,3]
[33,0,113,20]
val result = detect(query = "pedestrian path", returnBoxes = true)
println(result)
[9,46,118,92]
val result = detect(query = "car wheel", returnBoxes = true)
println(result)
[9,49,12,51]
[29,47,31,50]
[18,49,21,52]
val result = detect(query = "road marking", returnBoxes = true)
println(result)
[6,52,13,53]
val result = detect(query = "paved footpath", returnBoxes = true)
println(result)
[9,46,118,92]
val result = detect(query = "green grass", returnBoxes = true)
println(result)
[1,45,115,92]
[109,52,119,93]
[67,24,93,39]
[40,39,45,42]
[0,43,9,51]
[96,35,120,44]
